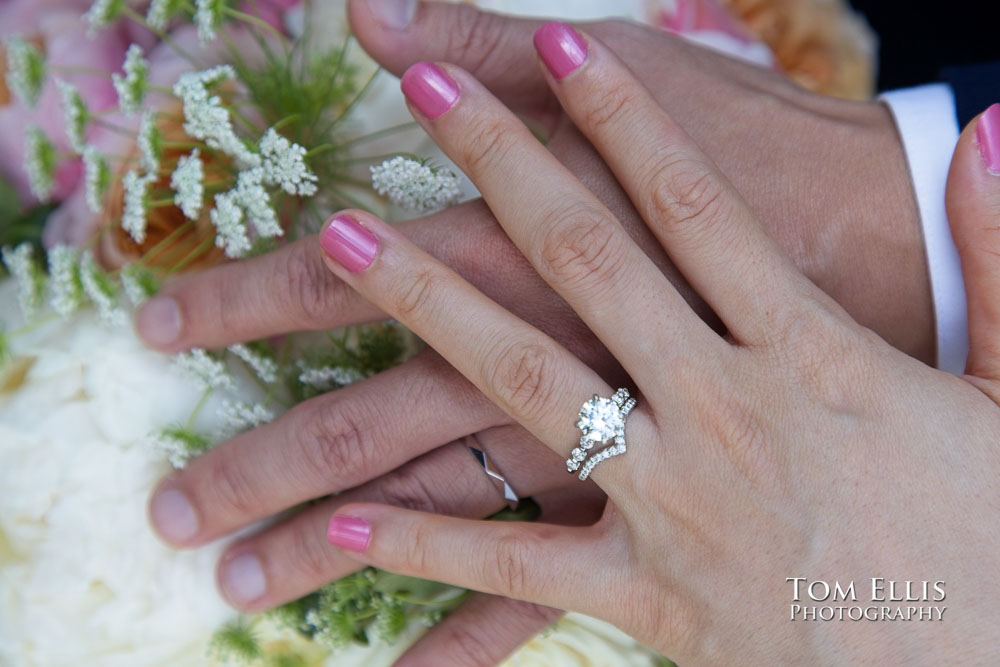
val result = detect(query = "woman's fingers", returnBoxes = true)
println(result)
[394,594,562,667]
[947,104,1000,389]
[398,60,721,389]
[533,23,819,346]
[317,209,656,487]
[327,501,621,615]
[148,351,503,547]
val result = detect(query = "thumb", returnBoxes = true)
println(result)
[347,0,555,115]
[946,104,1000,385]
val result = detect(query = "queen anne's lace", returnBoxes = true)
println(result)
[137,111,162,174]
[122,170,157,244]
[24,127,56,202]
[259,128,318,196]
[171,150,205,220]
[79,251,127,326]
[83,146,110,213]
[210,191,251,258]
[173,66,260,168]
[370,156,461,213]
[84,0,125,33]
[112,44,149,115]
[2,243,45,319]
[47,245,84,316]
[174,348,235,391]
[4,36,46,108]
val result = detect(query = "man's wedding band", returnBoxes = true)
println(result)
[566,388,636,481]
[467,436,520,508]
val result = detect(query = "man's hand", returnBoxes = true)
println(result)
[141,2,934,663]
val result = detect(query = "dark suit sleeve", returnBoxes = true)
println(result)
[940,61,1000,127]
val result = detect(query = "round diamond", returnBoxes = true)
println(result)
[577,396,623,444]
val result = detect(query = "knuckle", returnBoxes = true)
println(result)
[394,267,441,321]
[538,206,627,293]
[646,156,728,236]
[206,458,258,518]
[484,339,560,421]
[484,533,533,598]
[298,402,374,486]
[286,521,339,584]
[281,242,342,327]
[446,7,508,80]
[580,78,638,130]
[436,623,499,667]
[376,466,445,514]
[460,117,517,177]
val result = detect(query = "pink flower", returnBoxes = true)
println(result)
[0,0,138,205]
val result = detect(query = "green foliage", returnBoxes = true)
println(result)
[0,177,51,261]
[211,618,264,664]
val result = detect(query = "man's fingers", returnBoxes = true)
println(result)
[215,442,505,611]
[947,104,1000,386]
[134,236,382,351]
[347,0,555,116]
[148,351,503,547]
[395,594,562,667]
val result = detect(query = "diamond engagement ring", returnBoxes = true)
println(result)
[566,388,636,481]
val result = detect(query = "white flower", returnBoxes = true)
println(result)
[173,348,235,391]
[297,362,365,389]
[228,343,278,384]
[173,66,260,168]
[84,0,126,33]
[259,127,318,196]
[195,0,226,44]
[47,245,84,316]
[370,156,461,213]
[234,167,282,238]
[119,263,156,305]
[137,110,162,174]
[56,80,88,153]
[210,190,251,258]
[23,126,56,202]
[1,243,45,319]
[83,146,110,213]
[171,149,205,220]
[218,400,274,433]
[79,250,127,325]
[122,169,156,244]
[146,0,184,31]
[112,44,149,115]
[3,36,46,108]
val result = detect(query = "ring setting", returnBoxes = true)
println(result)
[566,388,635,480]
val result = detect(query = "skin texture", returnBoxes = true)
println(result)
[319,31,1000,665]
[142,2,939,662]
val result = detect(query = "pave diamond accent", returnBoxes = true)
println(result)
[566,388,634,477]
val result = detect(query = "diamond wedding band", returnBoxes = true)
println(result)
[566,388,636,481]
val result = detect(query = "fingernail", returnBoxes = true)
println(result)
[220,552,267,605]
[320,214,379,273]
[149,487,198,543]
[977,103,1000,175]
[327,515,371,552]
[366,0,416,30]
[400,62,460,120]
[136,296,181,347]
[533,21,588,80]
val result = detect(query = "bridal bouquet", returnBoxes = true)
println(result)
[0,0,874,664]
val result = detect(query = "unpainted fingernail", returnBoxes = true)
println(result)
[366,0,417,30]
[136,296,182,347]
[401,61,460,120]
[977,103,1000,175]
[320,214,379,273]
[149,487,199,544]
[534,21,588,80]
[327,515,371,552]
[220,552,267,606]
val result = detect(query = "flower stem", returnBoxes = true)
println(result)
[138,219,197,267]
[186,387,213,430]
[168,236,215,273]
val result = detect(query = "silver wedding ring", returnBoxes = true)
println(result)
[467,436,520,508]
[566,388,635,481]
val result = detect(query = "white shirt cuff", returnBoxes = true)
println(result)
[880,84,968,374]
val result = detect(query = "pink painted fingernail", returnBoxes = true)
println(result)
[320,214,378,273]
[400,62,460,119]
[149,487,198,543]
[327,515,371,552]
[977,104,1000,174]
[534,22,588,80]
[220,552,267,605]
[136,296,181,346]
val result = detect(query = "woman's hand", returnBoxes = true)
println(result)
[315,25,1000,664]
